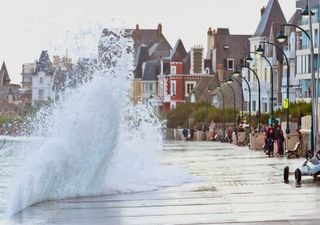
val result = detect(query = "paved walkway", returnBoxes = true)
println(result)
[4,141,320,225]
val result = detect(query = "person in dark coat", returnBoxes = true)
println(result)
[266,125,275,157]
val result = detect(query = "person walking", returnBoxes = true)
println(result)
[266,124,275,157]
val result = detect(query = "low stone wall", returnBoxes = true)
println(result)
[250,133,265,150]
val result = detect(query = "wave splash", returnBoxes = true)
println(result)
[7,29,194,216]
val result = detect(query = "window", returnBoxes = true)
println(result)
[170,80,176,96]
[185,81,196,97]
[264,103,268,112]
[39,90,44,100]
[170,66,176,74]
[40,77,44,84]
[143,83,153,93]
[227,59,234,70]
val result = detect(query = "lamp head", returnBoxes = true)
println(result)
[225,76,233,84]
[301,4,315,18]
[246,54,253,62]
[256,44,264,55]
[232,68,241,77]
[276,30,287,43]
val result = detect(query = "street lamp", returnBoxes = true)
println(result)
[234,65,261,131]
[229,74,244,123]
[259,41,291,134]
[224,77,236,130]
[215,87,225,139]
[276,2,317,154]
[230,74,252,133]
[247,51,274,126]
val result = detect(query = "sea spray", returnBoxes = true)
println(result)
[8,29,134,214]
[6,27,196,217]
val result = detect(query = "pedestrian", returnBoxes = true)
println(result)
[189,127,195,140]
[266,125,274,157]
[182,128,188,140]
[274,123,284,156]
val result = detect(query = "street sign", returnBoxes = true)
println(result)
[283,98,289,109]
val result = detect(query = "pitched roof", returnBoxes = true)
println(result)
[142,60,160,81]
[0,61,11,87]
[134,45,150,79]
[167,39,187,61]
[35,50,53,74]
[131,24,172,52]
[265,23,286,62]
[288,9,302,29]
[214,31,251,67]
[253,0,287,37]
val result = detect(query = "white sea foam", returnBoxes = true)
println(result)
[6,27,195,216]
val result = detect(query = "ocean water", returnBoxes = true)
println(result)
[0,28,194,220]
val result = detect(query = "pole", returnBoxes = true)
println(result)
[239,75,251,134]
[246,66,261,131]
[308,0,318,155]
[226,84,236,130]
[260,41,290,134]
[233,78,244,123]
[251,52,274,125]
[217,89,225,139]
[280,21,315,154]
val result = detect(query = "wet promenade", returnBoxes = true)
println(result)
[4,141,320,225]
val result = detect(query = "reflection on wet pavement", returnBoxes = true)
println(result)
[4,141,320,224]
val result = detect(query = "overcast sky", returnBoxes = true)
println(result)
[0,0,296,84]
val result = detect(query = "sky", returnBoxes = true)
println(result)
[0,0,297,84]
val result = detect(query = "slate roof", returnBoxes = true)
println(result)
[142,60,160,81]
[35,51,53,75]
[265,23,286,62]
[253,0,287,37]
[287,9,302,30]
[134,45,150,79]
[214,30,251,67]
[167,39,187,61]
[0,62,11,87]
[101,24,172,79]
[131,26,172,52]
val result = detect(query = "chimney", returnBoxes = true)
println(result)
[207,27,213,36]
[136,24,139,30]
[260,6,265,16]
[157,23,162,35]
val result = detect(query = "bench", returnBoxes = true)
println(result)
[286,141,301,159]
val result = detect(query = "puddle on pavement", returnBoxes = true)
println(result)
[192,186,217,192]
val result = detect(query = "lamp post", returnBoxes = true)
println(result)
[247,51,274,126]
[234,65,261,131]
[276,2,317,154]
[258,41,291,134]
[224,78,236,130]
[215,87,225,139]
[190,88,210,131]
[230,74,244,123]
[229,75,252,134]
